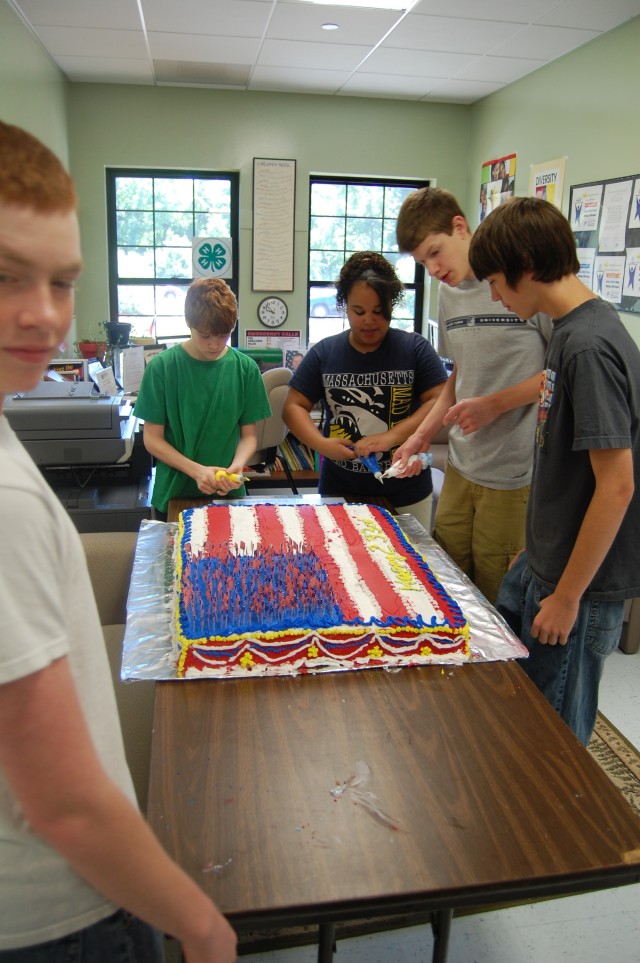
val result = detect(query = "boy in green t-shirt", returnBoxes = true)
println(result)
[134,278,271,519]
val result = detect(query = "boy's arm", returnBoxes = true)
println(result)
[283,387,356,463]
[354,382,445,457]
[228,423,258,478]
[532,447,634,646]
[0,657,237,963]
[142,421,223,496]
[392,368,457,468]
[444,371,542,434]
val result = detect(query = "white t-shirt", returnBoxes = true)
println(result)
[0,416,136,949]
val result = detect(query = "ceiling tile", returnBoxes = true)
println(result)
[140,0,271,36]
[458,55,547,83]
[364,46,476,77]
[411,0,565,23]
[15,0,142,29]
[249,65,350,94]
[422,77,505,103]
[34,26,148,59]
[258,38,370,71]
[267,2,401,43]
[490,23,600,60]
[538,0,640,31]
[54,56,155,84]
[386,14,528,54]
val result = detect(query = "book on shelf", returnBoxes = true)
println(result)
[278,434,316,472]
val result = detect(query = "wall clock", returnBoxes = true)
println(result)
[257,296,288,327]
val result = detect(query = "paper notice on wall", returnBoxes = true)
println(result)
[117,346,145,392]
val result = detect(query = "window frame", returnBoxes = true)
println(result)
[307,174,431,346]
[106,168,240,345]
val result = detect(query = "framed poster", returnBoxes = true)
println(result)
[529,157,566,209]
[252,158,296,291]
[479,153,516,222]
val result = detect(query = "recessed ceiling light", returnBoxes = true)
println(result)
[322,23,339,30]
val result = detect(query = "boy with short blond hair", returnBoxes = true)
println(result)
[394,187,552,604]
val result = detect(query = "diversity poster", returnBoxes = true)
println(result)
[529,157,566,209]
[570,174,640,315]
[479,153,516,222]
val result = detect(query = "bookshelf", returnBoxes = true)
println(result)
[244,433,319,491]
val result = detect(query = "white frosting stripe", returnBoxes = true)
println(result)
[312,505,383,620]
[344,505,426,620]
[228,506,261,554]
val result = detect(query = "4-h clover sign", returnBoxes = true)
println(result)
[192,237,233,279]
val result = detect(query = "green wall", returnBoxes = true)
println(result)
[467,15,640,340]
[0,1,69,163]
[65,83,469,340]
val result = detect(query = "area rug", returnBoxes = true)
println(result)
[588,712,640,819]
[237,712,640,955]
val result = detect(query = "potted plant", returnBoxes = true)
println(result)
[74,328,108,362]
[103,320,132,346]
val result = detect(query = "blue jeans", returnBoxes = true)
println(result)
[496,553,624,746]
[0,911,164,963]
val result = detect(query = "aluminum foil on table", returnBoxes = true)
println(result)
[121,505,527,682]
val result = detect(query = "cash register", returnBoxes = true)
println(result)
[4,381,153,532]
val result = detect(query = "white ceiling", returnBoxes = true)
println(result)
[9,0,640,105]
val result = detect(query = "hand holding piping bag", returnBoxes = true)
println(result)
[213,468,245,495]
[347,446,384,483]
[381,452,432,480]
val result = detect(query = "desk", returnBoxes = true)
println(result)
[147,661,640,962]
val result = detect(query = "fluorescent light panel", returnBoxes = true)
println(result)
[295,0,416,10]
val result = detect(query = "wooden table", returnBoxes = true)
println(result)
[156,496,640,960]
[147,661,640,962]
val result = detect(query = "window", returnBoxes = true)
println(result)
[307,176,430,346]
[106,169,239,343]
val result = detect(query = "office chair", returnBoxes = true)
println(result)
[246,366,299,495]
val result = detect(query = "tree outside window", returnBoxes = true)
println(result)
[107,170,239,343]
[307,177,430,346]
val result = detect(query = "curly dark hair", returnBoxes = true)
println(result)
[335,251,404,321]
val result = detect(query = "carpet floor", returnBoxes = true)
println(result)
[236,712,640,956]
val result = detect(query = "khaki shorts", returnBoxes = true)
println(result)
[433,462,529,606]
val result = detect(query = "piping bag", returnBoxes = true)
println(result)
[214,469,246,484]
[351,450,384,483]
[380,451,432,480]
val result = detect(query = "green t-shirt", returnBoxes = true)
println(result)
[133,345,271,512]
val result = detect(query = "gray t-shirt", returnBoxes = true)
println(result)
[438,278,552,489]
[527,297,640,599]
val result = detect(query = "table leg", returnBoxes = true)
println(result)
[317,922,336,962]
[431,908,453,963]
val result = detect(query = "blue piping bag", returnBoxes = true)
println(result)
[357,451,383,483]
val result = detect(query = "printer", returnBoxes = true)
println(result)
[4,382,153,532]
[4,382,138,467]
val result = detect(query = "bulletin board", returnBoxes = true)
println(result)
[569,174,640,316]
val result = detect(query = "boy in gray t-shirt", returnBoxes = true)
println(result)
[394,188,551,604]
